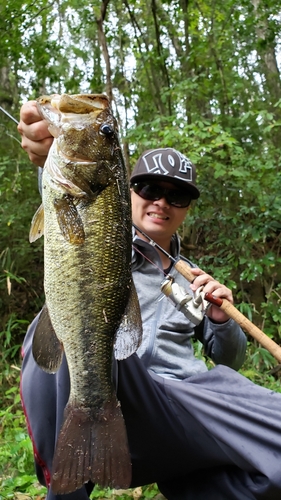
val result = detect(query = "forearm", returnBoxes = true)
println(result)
[202,317,247,371]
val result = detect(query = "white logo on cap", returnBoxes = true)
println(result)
[142,152,169,175]
[178,151,193,178]
[142,148,193,181]
[167,154,175,167]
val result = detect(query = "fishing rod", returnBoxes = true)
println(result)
[133,223,197,283]
[0,106,23,145]
[0,105,19,125]
[0,105,43,194]
[133,223,281,363]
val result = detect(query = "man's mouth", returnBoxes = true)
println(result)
[148,212,169,220]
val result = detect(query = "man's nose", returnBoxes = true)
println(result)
[152,197,170,208]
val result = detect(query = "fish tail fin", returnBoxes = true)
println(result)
[51,398,131,494]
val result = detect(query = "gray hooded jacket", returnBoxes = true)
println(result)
[132,231,246,379]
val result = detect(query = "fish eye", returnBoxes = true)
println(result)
[100,124,114,136]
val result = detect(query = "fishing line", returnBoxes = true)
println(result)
[132,244,168,276]
[132,244,170,303]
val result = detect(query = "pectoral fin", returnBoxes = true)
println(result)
[54,196,85,244]
[32,304,63,373]
[29,204,44,242]
[114,282,143,360]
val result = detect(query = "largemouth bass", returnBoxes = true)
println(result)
[29,94,142,494]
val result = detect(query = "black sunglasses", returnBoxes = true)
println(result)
[131,181,192,208]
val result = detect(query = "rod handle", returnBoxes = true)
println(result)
[173,260,281,363]
[174,259,195,283]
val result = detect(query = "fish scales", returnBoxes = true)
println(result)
[44,169,131,403]
[30,94,142,494]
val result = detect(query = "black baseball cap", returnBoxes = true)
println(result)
[130,148,200,199]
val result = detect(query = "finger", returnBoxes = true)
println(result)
[189,272,214,290]
[18,117,52,142]
[18,101,41,126]
[189,270,234,303]
[18,102,52,142]
[190,267,204,277]
[21,136,53,167]
[203,283,233,303]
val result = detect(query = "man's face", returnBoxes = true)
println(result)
[130,180,189,244]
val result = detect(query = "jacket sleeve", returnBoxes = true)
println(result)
[197,316,247,371]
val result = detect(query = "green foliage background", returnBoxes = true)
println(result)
[0,0,281,497]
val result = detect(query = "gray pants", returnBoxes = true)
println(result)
[151,369,281,499]
[21,316,281,499]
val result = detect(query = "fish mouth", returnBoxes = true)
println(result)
[148,212,169,220]
[51,94,109,114]
[62,153,95,163]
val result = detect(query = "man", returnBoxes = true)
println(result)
[19,102,281,500]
